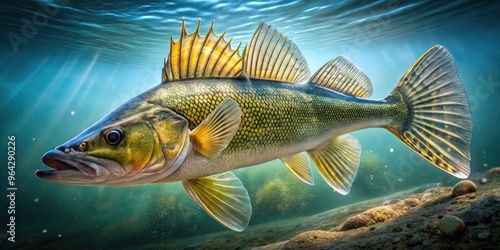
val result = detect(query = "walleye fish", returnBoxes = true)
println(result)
[36,20,472,231]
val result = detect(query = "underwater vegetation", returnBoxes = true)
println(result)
[146,191,204,240]
[254,175,310,219]
[235,164,319,223]
[351,151,388,198]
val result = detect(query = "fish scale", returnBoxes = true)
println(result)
[145,78,402,160]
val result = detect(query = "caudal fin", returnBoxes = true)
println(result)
[387,45,472,178]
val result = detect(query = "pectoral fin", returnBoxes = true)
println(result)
[191,98,242,158]
[307,134,361,195]
[280,152,314,185]
[182,172,251,232]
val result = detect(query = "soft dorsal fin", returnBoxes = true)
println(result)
[162,19,243,82]
[310,56,373,98]
[243,23,311,83]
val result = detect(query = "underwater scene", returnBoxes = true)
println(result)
[1,0,499,249]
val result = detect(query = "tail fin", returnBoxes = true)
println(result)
[386,45,472,178]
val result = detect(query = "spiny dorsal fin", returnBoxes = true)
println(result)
[310,56,373,98]
[162,19,243,82]
[243,22,310,83]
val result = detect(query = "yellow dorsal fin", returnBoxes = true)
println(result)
[310,56,373,98]
[243,22,310,83]
[162,19,243,82]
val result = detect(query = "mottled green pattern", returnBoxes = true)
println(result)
[147,78,405,157]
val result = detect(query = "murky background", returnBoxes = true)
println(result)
[0,0,499,248]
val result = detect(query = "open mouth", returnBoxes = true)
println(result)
[36,150,97,178]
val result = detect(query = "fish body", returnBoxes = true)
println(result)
[141,78,403,182]
[36,21,472,231]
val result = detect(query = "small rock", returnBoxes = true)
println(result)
[392,237,401,244]
[439,216,465,237]
[452,180,477,197]
[480,212,493,223]
[477,232,490,240]
[392,225,403,232]
[484,167,500,179]
[404,198,420,207]
[479,177,488,184]
[340,203,410,231]
[408,235,422,246]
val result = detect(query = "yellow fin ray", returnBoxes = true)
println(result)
[387,45,472,178]
[182,171,251,232]
[307,134,361,195]
[191,98,242,159]
[280,152,314,185]
[162,19,243,82]
[243,23,310,83]
[310,56,373,98]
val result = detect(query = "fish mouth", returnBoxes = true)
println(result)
[36,150,105,183]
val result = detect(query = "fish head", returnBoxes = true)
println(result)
[36,102,190,185]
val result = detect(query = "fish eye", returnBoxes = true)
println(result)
[78,141,88,151]
[105,129,124,146]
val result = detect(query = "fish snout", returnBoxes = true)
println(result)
[40,149,97,177]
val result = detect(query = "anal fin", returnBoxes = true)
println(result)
[182,172,251,232]
[280,152,314,185]
[307,134,361,195]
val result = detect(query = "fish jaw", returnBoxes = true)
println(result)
[36,149,123,185]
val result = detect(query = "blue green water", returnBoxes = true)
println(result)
[0,0,499,248]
